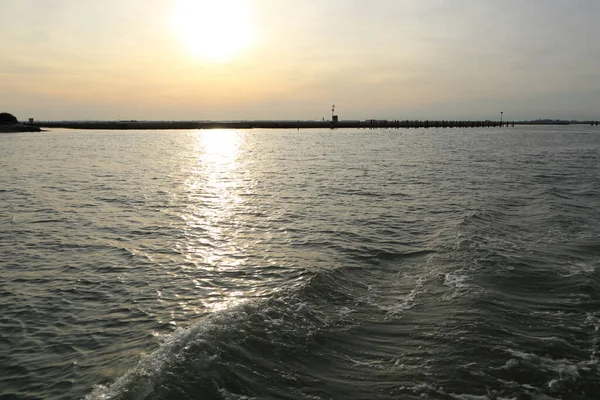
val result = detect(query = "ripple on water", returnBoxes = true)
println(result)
[0,127,599,399]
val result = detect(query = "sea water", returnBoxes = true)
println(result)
[1,126,599,399]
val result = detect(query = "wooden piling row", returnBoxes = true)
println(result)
[363,120,514,128]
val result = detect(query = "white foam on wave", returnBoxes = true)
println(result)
[345,355,388,370]
[83,307,251,400]
[406,382,520,400]
[293,302,309,313]
[449,387,559,400]
[82,295,330,400]
[381,274,428,320]
[586,312,600,332]
[444,272,470,289]
[218,388,256,400]
[449,394,495,400]
[585,312,600,357]
[338,306,354,317]
[496,348,598,397]
[559,260,599,277]
[440,269,481,301]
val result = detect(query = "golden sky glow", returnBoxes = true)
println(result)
[1,0,600,121]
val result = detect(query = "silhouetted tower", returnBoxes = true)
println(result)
[501,111,503,125]
[331,105,338,123]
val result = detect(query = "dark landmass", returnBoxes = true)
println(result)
[37,119,512,130]
[34,118,599,130]
[0,124,42,133]
[0,112,41,132]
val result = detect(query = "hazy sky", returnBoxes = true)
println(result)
[1,0,599,121]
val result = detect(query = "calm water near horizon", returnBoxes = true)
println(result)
[1,126,599,399]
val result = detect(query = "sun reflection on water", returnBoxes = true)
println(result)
[197,129,241,167]
[178,129,248,313]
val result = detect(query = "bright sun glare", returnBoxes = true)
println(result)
[172,0,254,61]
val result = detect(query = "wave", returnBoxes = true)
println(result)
[83,247,438,400]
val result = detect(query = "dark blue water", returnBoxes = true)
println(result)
[1,126,599,399]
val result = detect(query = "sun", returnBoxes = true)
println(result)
[172,0,254,61]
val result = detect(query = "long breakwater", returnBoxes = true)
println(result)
[35,119,520,130]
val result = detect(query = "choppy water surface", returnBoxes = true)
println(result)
[1,126,599,399]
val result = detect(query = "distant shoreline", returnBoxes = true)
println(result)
[0,123,41,133]
[32,119,599,130]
